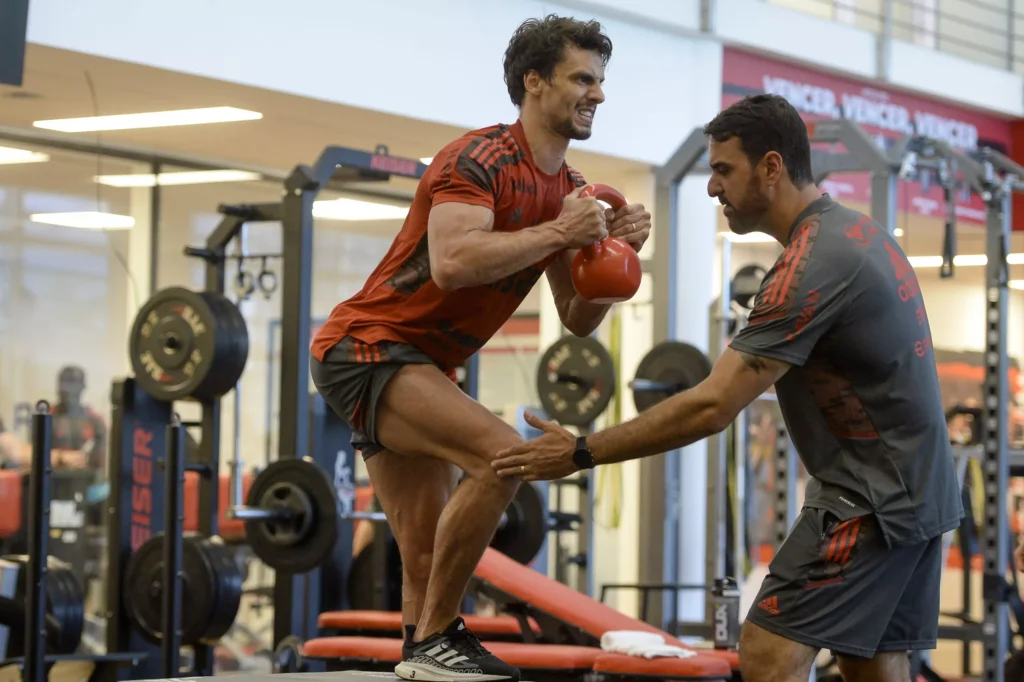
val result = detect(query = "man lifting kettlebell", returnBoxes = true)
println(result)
[310,15,649,681]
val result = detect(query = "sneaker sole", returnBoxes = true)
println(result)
[394,661,517,681]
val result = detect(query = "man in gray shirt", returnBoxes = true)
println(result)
[492,94,964,682]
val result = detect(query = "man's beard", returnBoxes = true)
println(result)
[726,179,769,233]
[552,115,592,141]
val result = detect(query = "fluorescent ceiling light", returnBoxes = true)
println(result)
[908,253,1024,268]
[94,169,261,187]
[420,157,433,165]
[313,198,409,221]
[1010,280,1024,290]
[30,212,135,230]
[34,106,262,133]
[893,228,904,237]
[0,146,49,165]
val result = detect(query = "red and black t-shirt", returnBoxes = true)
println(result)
[312,120,585,370]
[730,194,965,547]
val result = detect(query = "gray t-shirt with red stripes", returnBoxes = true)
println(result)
[729,194,964,546]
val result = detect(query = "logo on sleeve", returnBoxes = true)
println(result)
[843,214,878,247]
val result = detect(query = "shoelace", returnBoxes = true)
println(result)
[446,628,490,658]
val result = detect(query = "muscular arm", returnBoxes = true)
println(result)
[428,203,568,291]
[544,249,612,337]
[588,348,791,465]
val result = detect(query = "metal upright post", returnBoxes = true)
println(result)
[773,421,798,552]
[705,237,732,623]
[161,416,186,678]
[980,170,1011,682]
[25,401,52,682]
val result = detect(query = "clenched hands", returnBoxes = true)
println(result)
[606,203,651,254]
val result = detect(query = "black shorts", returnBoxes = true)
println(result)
[309,336,453,459]
[745,506,941,659]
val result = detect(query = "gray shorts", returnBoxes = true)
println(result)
[745,506,941,659]
[310,336,454,459]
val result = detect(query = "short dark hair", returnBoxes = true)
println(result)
[503,15,612,108]
[703,94,814,186]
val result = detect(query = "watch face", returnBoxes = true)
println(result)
[573,448,592,469]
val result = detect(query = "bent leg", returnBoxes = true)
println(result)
[836,652,910,682]
[738,621,817,682]
[374,363,525,641]
[364,448,460,630]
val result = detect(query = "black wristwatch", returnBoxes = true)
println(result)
[572,435,595,470]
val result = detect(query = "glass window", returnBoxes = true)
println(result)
[0,141,139,479]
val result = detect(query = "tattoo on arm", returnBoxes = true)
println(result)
[740,351,769,373]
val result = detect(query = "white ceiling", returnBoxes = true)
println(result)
[0,44,651,197]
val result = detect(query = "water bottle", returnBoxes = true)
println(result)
[711,577,740,650]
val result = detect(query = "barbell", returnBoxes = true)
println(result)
[537,336,715,425]
[228,459,550,575]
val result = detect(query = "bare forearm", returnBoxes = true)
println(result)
[439,222,565,290]
[589,388,727,465]
[563,296,612,336]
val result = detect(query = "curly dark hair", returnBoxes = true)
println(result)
[503,14,613,108]
[703,94,814,186]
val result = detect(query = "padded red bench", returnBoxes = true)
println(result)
[302,547,733,680]
[470,547,741,672]
[317,610,542,642]
[301,635,730,681]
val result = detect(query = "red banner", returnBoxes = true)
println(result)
[722,48,1013,226]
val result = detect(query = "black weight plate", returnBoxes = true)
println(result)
[245,459,339,574]
[58,567,85,654]
[632,341,713,413]
[128,287,249,402]
[123,533,218,645]
[193,536,243,643]
[731,264,767,310]
[4,554,83,654]
[203,292,250,398]
[491,482,546,565]
[536,336,616,427]
[129,287,219,401]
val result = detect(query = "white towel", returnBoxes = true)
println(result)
[599,631,697,659]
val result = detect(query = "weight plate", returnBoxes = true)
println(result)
[245,459,339,574]
[731,264,767,310]
[536,336,616,427]
[205,292,250,396]
[128,287,248,402]
[491,482,546,565]
[4,554,84,654]
[123,533,219,645]
[194,536,243,643]
[631,341,713,413]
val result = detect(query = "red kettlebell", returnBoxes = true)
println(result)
[570,184,643,304]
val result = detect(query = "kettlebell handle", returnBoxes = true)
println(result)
[579,184,628,259]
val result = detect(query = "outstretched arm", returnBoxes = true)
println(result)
[491,347,789,480]
[588,347,789,464]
